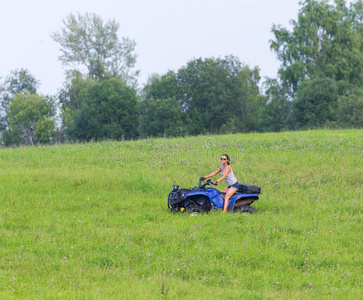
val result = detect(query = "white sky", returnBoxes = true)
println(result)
[1,0,302,95]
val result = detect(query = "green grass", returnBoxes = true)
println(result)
[0,129,362,299]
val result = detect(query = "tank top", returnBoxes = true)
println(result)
[221,164,238,186]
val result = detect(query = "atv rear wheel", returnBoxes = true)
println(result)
[185,205,206,215]
[234,205,257,214]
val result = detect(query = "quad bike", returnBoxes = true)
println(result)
[168,177,261,214]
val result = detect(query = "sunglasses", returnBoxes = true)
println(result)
[221,158,227,160]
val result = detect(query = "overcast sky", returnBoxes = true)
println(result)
[1,0,303,95]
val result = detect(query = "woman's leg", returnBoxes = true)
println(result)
[223,187,237,213]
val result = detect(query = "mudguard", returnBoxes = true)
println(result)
[228,194,259,209]
[183,190,212,206]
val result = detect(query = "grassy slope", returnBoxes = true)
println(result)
[0,130,362,299]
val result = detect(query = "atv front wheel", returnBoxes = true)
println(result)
[234,205,257,214]
[185,205,206,215]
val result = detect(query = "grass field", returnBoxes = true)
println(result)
[0,129,362,299]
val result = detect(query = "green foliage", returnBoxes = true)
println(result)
[58,71,94,120]
[139,97,186,138]
[2,93,56,145]
[0,69,40,133]
[143,71,178,100]
[62,77,139,141]
[260,78,292,132]
[0,130,362,298]
[270,0,363,95]
[235,66,267,132]
[264,0,363,131]
[177,56,247,134]
[293,77,339,129]
[34,117,56,144]
[140,72,187,137]
[141,56,263,137]
[52,13,139,85]
[53,12,141,142]
[177,57,236,134]
[291,77,361,129]
[336,87,363,128]
[1,69,39,102]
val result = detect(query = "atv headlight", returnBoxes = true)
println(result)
[173,184,179,191]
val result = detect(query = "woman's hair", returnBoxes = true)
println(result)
[222,154,230,165]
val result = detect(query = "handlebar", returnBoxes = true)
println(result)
[199,178,213,189]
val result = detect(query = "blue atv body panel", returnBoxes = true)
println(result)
[183,187,259,210]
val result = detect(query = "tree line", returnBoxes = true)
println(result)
[1,0,362,146]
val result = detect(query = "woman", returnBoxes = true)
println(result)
[202,154,239,213]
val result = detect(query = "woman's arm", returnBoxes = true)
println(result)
[214,165,231,183]
[204,166,221,179]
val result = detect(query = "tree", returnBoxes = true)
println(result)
[63,77,139,141]
[176,57,234,134]
[259,78,292,132]
[58,71,95,124]
[293,77,339,129]
[1,69,39,115]
[139,97,186,138]
[231,65,266,132]
[292,77,359,129]
[270,0,363,96]
[1,69,39,103]
[0,69,41,142]
[336,87,363,128]
[34,117,56,144]
[3,93,56,146]
[0,79,5,134]
[140,72,186,137]
[139,56,263,137]
[52,13,139,85]
[143,71,179,101]
[176,56,262,135]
